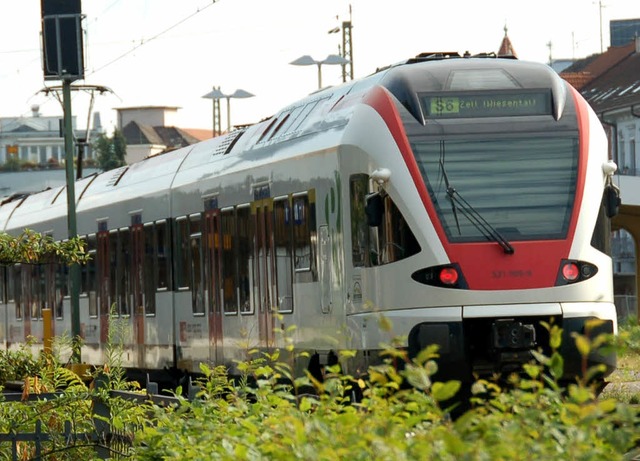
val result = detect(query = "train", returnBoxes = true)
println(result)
[0,51,621,389]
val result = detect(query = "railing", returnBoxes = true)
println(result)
[0,376,199,460]
[614,295,637,321]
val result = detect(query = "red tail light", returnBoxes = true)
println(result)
[561,262,580,281]
[556,259,598,285]
[412,264,468,289]
[439,267,459,285]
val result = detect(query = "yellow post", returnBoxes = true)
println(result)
[43,308,53,355]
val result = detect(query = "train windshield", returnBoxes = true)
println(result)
[412,136,578,242]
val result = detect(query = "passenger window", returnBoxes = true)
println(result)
[293,194,315,272]
[221,208,238,314]
[237,205,252,313]
[156,220,170,290]
[350,174,371,267]
[350,173,421,267]
[175,217,191,290]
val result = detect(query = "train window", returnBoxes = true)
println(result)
[372,194,421,265]
[414,137,578,242]
[175,217,191,290]
[204,209,221,317]
[156,220,170,290]
[190,214,205,316]
[237,205,252,314]
[117,228,131,317]
[221,208,238,314]
[351,174,421,267]
[53,263,66,319]
[32,264,43,320]
[13,264,22,320]
[97,231,111,316]
[293,193,316,272]
[85,234,98,318]
[350,175,371,267]
[7,265,15,303]
[143,223,156,316]
[274,197,294,313]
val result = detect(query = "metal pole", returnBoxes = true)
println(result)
[317,63,322,89]
[63,78,82,363]
[226,97,231,132]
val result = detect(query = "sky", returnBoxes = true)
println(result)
[0,0,638,135]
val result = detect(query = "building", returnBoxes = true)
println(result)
[116,106,209,164]
[0,105,99,168]
[610,18,640,47]
[561,35,640,319]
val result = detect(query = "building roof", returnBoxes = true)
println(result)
[121,121,201,151]
[561,41,636,90]
[181,128,213,142]
[572,40,640,115]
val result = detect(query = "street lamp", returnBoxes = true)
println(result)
[202,87,254,136]
[290,54,350,89]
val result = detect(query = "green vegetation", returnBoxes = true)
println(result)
[94,129,127,172]
[0,319,638,460]
[0,227,638,459]
[0,229,89,266]
[132,320,640,460]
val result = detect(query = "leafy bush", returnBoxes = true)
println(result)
[133,324,640,460]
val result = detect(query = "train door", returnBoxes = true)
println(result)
[131,214,145,367]
[204,204,223,364]
[273,197,294,314]
[254,199,276,348]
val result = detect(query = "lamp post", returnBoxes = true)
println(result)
[290,54,350,89]
[202,87,254,135]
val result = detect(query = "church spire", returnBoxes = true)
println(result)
[498,24,518,58]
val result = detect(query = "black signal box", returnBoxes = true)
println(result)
[41,0,84,81]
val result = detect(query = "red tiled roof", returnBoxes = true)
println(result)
[182,128,214,141]
[561,72,593,90]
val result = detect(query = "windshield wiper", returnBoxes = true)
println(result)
[438,150,514,255]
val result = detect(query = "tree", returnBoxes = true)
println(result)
[94,129,127,171]
[0,229,89,265]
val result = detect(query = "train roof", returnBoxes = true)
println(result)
[0,53,567,236]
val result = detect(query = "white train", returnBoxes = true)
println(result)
[0,52,620,387]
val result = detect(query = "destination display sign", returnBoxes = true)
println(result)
[422,90,552,119]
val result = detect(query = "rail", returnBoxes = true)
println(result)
[0,375,200,460]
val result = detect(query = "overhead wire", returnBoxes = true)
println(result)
[86,1,220,77]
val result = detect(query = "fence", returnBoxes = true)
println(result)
[0,376,199,460]
[615,295,637,321]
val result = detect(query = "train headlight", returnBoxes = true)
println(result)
[412,263,468,289]
[556,259,598,285]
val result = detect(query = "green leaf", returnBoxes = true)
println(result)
[549,352,564,380]
[431,381,461,402]
[573,334,591,357]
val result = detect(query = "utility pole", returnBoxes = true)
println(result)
[62,79,82,364]
[329,4,354,83]
[41,0,84,363]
